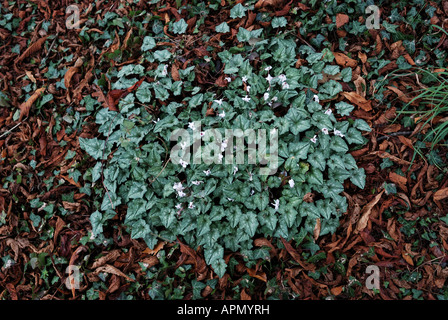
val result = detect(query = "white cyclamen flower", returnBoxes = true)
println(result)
[246,85,251,93]
[173,182,184,192]
[266,74,273,83]
[161,65,168,76]
[325,109,332,115]
[188,122,196,130]
[263,92,270,101]
[221,139,228,152]
[242,95,251,102]
[334,129,345,137]
[179,159,188,168]
[233,166,238,175]
[282,82,290,90]
[191,180,204,185]
[272,199,280,211]
[313,95,320,103]
[175,203,183,210]
[321,127,329,135]
[310,135,318,143]
[188,202,195,209]
[177,190,186,197]
[242,76,248,83]
[214,99,223,105]
[203,169,211,176]
[218,110,226,118]
[265,66,272,71]
[278,74,287,82]
[289,179,295,188]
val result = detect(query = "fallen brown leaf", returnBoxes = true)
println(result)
[143,241,166,255]
[341,91,372,111]
[15,36,48,64]
[92,250,122,269]
[18,87,45,121]
[247,267,267,282]
[387,86,414,104]
[389,172,408,192]
[280,237,315,271]
[94,264,135,282]
[313,218,321,241]
[434,188,448,201]
[355,190,385,233]
[333,52,357,68]
[331,286,344,296]
[240,289,251,300]
[336,13,350,28]
[370,151,412,166]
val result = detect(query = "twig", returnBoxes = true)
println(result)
[42,33,59,64]
[0,122,21,139]
[377,131,414,142]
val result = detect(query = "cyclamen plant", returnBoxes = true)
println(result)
[80,32,371,277]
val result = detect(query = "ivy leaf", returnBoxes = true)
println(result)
[237,27,252,42]
[215,22,230,33]
[197,215,211,237]
[211,258,226,278]
[90,210,104,236]
[204,243,224,266]
[271,17,287,28]
[172,18,188,34]
[128,182,147,199]
[153,50,172,62]
[117,64,144,78]
[126,199,147,222]
[79,137,108,160]
[230,3,247,19]
[136,81,152,103]
[141,36,156,51]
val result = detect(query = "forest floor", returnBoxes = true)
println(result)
[0,0,448,300]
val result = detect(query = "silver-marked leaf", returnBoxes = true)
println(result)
[335,101,354,116]
[307,168,324,185]
[353,119,372,132]
[350,167,366,189]
[330,136,349,153]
